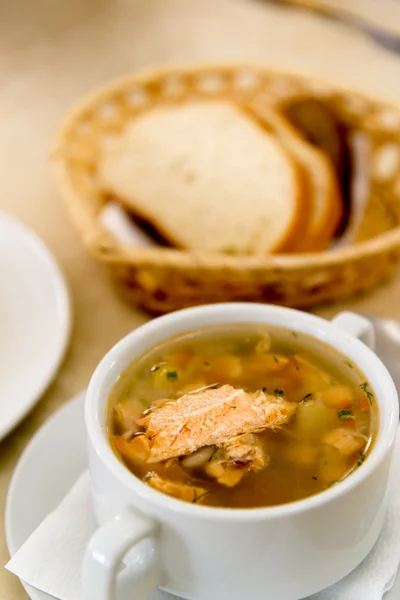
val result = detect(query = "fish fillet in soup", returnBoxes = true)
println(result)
[108,324,376,508]
[138,384,297,462]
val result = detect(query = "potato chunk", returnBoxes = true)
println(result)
[295,398,337,442]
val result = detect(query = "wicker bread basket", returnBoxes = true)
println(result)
[52,64,400,314]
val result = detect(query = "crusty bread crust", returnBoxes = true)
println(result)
[246,103,342,252]
[267,141,311,253]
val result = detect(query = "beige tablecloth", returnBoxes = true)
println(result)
[2,0,400,597]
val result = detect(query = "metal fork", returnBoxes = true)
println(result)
[262,0,400,54]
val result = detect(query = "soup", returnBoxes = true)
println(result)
[108,325,377,508]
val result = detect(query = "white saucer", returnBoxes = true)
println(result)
[6,392,86,600]
[0,212,71,440]
[5,392,400,600]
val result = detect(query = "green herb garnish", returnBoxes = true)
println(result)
[192,490,210,504]
[312,476,318,481]
[328,480,339,488]
[166,370,178,380]
[139,398,148,406]
[344,360,353,369]
[359,382,373,405]
[338,409,354,421]
[204,361,210,366]
[273,355,279,363]
[262,387,267,392]
[274,389,284,396]
[292,331,298,338]
[302,393,313,401]
[357,452,366,466]
[208,447,218,462]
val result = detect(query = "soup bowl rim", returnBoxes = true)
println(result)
[86,302,398,522]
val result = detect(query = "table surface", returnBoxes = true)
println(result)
[2,0,400,598]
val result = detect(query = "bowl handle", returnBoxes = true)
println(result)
[331,311,375,349]
[82,507,161,600]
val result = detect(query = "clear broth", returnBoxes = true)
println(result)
[108,324,377,508]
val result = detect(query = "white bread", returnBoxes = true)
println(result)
[248,103,342,251]
[99,101,304,255]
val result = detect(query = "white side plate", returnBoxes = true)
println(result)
[0,212,71,440]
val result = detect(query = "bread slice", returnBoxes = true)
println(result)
[281,97,351,237]
[247,103,342,252]
[99,101,307,255]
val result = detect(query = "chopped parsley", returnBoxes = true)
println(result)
[292,331,298,338]
[357,452,366,466]
[166,370,178,380]
[192,490,210,504]
[273,355,279,363]
[274,389,284,396]
[302,393,313,401]
[338,409,354,421]
[312,476,318,481]
[359,382,373,405]
[328,480,339,488]
[208,447,218,462]
[204,361,210,366]
[344,360,353,369]
[262,387,267,392]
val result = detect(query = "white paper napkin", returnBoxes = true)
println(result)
[6,427,400,600]
[99,202,156,248]
[99,199,361,252]
[6,472,173,600]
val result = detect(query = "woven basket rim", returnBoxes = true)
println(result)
[52,62,400,270]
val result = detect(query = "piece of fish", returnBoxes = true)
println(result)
[112,434,151,465]
[138,384,297,463]
[322,428,367,456]
[206,433,269,487]
[146,472,208,503]
[221,433,267,470]
[113,399,143,435]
